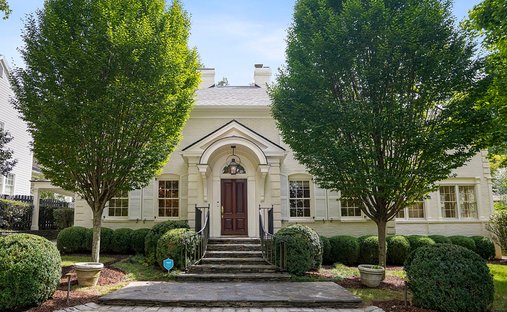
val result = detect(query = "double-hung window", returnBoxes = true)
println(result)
[289,180,311,218]
[439,185,477,219]
[4,174,14,196]
[341,197,362,217]
[158,180,179,217]
[397,200,425,219]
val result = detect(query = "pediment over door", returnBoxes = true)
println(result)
[181,120,286,164]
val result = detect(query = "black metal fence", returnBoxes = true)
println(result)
[0,194,72,230]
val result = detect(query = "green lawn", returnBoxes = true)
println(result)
[112,255,178,281]
[489,264,507,312]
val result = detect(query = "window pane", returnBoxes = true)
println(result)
[408,201,424,219]
[289,180,311,218]
[158,180,179,217]
[440,186,457,218]
[459,186,477,218]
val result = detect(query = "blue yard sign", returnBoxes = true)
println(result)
[163,258,174,272]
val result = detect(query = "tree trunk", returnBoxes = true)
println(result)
[91,210,102,263]
[377,219,387,268]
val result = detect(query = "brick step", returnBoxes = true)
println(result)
[188,264,277,274]
[205,250,263,258]
[207,243,261,251]
[176,272,291,282]
[200,257,267,265]
[208,238,260,245]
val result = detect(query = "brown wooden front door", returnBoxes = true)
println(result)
[221,179,248,236]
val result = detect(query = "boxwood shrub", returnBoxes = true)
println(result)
[56,226,89,253]
[84,227,114,253]
[274,224,322,275]
[405,244,494,312]
[449,235,476,252]
[428,235,452,244]
[0,234,61,311]
[131,228,150,255]
[407,235,435,252]
[156,228,197,270]
[329,235,360,265]
[358,235,379,264]
[145,220,189,264]
[320,236,332,265]
[386,235,410,265]
[471,236,495,260]
[111,228,134,254]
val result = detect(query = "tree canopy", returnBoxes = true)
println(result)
[11,0,199,261]
[0,0,10,19]
[270,0,489,266]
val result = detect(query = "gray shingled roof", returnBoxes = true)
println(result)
[195,86,271,106]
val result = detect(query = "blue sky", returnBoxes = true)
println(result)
[0,0,483,85]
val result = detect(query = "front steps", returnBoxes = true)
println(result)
[177,237,291,282]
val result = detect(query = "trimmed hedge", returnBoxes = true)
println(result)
[275,224,322,275]
[111,228,134,254]
[329,235,360,265]
[156,228,197,270]
[53,208,74,230]
[428,235,452,244]
[131,228,150,255]
[0,234,61,311]
[145,220,189,264]
[449,235,476,252]
[471,236,495,260]
[320,236,332,265]
[358,235,379,264]
[407,235,435,252]
[405,244,494,312]
[386,235,411,265]
[57,226,89,253]
[0,199,32,229]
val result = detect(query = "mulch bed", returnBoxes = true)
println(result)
[26,258,128,312]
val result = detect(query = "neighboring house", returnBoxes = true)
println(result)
[72,64,494,238]
[0,55,33,196]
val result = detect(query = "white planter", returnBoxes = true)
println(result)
[358,264,385,287]
[74,262,104,287]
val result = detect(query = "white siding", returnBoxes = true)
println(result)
[0,57,33,195]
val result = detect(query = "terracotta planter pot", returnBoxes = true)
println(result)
[74,262,104,287]
[358,264,385,287]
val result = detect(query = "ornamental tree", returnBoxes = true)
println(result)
[0,130,16,177]
[270,0,489,267]
[11,0,199,262]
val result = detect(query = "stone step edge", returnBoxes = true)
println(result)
[191,264,277,269]
[201,257,266,262]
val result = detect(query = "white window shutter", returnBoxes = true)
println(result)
[314,186,327,219]
[128,189,141,220]
[142,179,155,221]
[328,190,340,219]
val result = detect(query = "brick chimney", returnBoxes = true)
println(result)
[253,64,272,88]
[198,68,215,89]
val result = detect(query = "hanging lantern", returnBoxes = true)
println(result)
[223,146,246,175]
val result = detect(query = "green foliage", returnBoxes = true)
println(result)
[449,235,476,252]
[275,224,322,275]
[111,228,134,254]
[472,236,496,260]
[405,244,494,312]
[156,228,196,270]
[57,226,89,253]
[358,236,379,265]
[329,235,360,266]
[407,235,435,253]
[0,0,10,19]
[270,0,489,267]
[428,235,452,244]
[52,208,74,230]
[145,220,189,264]
[0,234,61,311]
[320,236,332,265]
[0,199,31,229]
[11,0,200,262]
[488,210,507,252]
[0,130,16,176]
[467,0,507,155]
[386,235,411,265]
[131,228,150,255]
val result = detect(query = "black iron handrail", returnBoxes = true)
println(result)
[259,207,287,271]
[183,209,210,270]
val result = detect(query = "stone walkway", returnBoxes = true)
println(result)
[56,303,384,312]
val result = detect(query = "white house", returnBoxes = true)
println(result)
[0,55,33,196]
[71,64,494,239]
